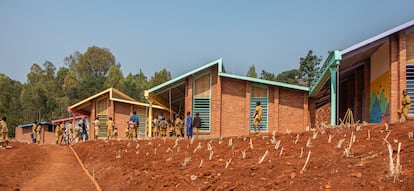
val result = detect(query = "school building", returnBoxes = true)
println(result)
[310,19,414,126]
[145,19,414,137]
[68,87,167,139]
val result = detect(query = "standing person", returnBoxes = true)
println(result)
[106,117,114,140]
[55,123,63,144]
[67,122,73,144]
[0,117,8,148]
[129,111,139,138]
[128,120,135,140]
[253,101,263,133]
[174,114,183,137]
[185,111,193,139]
[36,122,42,144]
[74,124,81,142]
[32,122,38,144]
[192,112,201,138]
[93,117,100,140]
[398,89,411,123]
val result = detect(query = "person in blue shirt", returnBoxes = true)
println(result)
[129,111,139,138]
[186,111,193,139]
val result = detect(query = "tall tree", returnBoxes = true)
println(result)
[260,70,276,81]
[246,65,257,78]
[299,50,322,86]
[276,69,300,84]
[64,46,116,81]
[0,73,22,137]
[149,68,171,88]
[104,65,123,89]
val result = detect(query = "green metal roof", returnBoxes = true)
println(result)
[148,58,223,93]
[308,50,342,97]
[148,58,309,93]
[219,73,309,91]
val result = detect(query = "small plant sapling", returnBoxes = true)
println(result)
[300,147,304,158]
[306,138,312,148]
[249,138,254,150]
[294,134,300,144]
[312,131,318,139]
[274,140,281,150]
[241,149,247,159]
[228,138,233,147]
[408,131,413,140]
[258,150,269,164]
[367,129,371,140]
[300,151,311,174]
[209,150,214,161]
[279,147,284,157]
[328,134,332,143]
[182,156,191,167]
[199,159,203,168]
[225,158,232,169]
[337,138,345,148]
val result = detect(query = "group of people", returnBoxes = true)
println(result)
[54,117,89,145]
[151,111,202,139]
[0,117,8,149]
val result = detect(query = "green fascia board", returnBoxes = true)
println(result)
[309,50,342,97]
[219,73,309,92]
[148,58,223,93]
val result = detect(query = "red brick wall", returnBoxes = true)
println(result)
[314,103,331,127]
[278,88,306,133]
[15,125,56,144]
[221,78,248,136]
[114,102,131,139]
[210,66,221,136]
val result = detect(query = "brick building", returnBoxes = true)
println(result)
[68,87,166,139]
[15,122,54,144]
[145,59,310,137]
[310,19,414,125]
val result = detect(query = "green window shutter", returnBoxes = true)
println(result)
[407,64,414,116]
[250,85,268,132]
[193,98,210,131]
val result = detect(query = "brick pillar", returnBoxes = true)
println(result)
[245,82,250,133]
[390,35,400,123]
[274,87,279,132]
[303,91,309,131]
[399,31,407,97]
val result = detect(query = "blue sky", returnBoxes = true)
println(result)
[1,0,413,83]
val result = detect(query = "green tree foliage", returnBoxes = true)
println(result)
[0,74,22,137]
[149,68,171,88]
[299,50,322,86]
[104,65,123,89]
[276,69,300,84]
[260,70,276,81]
[246,65,257,78]
[119,69,149,102]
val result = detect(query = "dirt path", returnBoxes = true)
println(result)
[18,144,97,191]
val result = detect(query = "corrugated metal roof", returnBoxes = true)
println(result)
[341,19,414,55]
[18,122,52,128]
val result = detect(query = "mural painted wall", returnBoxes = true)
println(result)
[369,72,390,123]
[369,41,390,123]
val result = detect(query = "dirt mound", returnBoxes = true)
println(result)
[72,121,414,190]
[1,121,414,191]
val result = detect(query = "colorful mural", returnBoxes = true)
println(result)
[369,72,390,123]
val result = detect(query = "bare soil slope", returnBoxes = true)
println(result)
[1,121,414,191]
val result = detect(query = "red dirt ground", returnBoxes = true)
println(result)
[1,121,414,191]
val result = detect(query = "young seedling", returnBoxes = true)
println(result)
[199,159,203,168]
[286,129,291,134]
[394,142,402,182]
[225,158,232,169]
[135,150,139,155]
[384,123,389,131]
[193,142,202,154]
[165,157,173,162]
[154,148,157,156]
[207,143,212,151]
[209,150,214,161]
[336,138,345,148]
[312,131,318,139]
[300,147,304,158]
[218,137,223,145]
[306,138,312,148]
[356,125,361,131]
[300,150,311,174]
[166,147,172,153]
[173,138,179,148]
[136,143,140,149]
[385,141,395,179]
[294,134,300,144]
[249,138,254,150]
[190,136,195,145]
[258,150,269,164]
[328,134,332,143]
[228,138,233,147]
[279,147,284,157]
[408,131,413,140]
[241,149,247,159]
[274,140,281,150]
[163,137,167,144]
[182,156,191,167]
[367,129,371,140]
[384,131,391,142]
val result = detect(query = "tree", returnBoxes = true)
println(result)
[104,65,123,89]
[149,69,171,88]
[260,70,276,81]
[0,73,22,137]
[276,69,300,84]
[246,65,257,78]
[64,46,116,81]
[299,50,322,86]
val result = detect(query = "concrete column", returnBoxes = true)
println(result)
[329,64,338,125]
